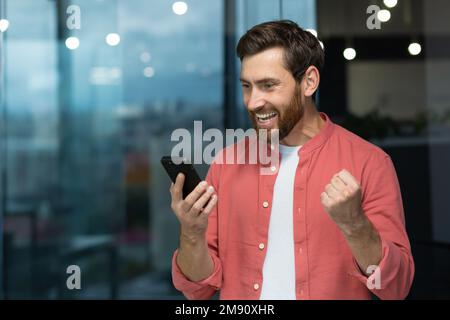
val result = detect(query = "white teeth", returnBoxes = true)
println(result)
[256,112,277,121]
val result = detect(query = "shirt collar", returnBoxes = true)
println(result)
[298,112,334,155]
[251,112,335,166]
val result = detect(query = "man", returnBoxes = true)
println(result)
[169,20,414,300]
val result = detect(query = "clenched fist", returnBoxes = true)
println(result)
[320,169,365,235]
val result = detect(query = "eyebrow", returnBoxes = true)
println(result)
[239,77,281,85]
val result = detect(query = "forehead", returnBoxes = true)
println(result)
[240,47,291,82]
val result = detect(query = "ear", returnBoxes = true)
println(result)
[302,66,320,99]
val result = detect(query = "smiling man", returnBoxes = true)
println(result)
[170,20,414,300]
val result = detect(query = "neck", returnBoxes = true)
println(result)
[280,100,325,147]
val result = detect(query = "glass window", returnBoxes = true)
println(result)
[1,0,224,299]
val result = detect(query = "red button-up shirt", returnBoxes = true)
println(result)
[172,112,414,300]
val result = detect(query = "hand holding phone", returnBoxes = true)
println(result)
[163,156,218,282]
[161,156,218,233]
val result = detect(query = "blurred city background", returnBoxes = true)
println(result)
[0,0,449,299]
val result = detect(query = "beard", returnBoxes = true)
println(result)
[248,85,304,143]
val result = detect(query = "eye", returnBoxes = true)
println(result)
[241,83,250,89]
[263,83,274,89]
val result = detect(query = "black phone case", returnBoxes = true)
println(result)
[160,156,202,199]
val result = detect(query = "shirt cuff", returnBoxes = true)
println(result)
[348,237,392,291]
[171,249,222,292]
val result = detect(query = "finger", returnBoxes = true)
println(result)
[338,169,359,189]
[320,192,332,207]
[200,194,218,217]
[171,173,185,203]
[331,174,347,192]
[183,180,208,210]
[189,185,215,216]
[325,183,341,199]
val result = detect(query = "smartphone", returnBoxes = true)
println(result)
[161,156,202,199]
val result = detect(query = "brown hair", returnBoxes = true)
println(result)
[236,20,324,84]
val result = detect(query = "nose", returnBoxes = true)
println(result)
[246,88,266,112]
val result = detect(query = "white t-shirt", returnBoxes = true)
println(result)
[260,144,301,300]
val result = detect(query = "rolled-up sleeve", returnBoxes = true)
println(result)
[349,153,415,300]
[172,248,222,299]
[171,161,223,300]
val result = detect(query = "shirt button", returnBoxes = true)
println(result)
[299,247,303,254]
[297,207,301,213]
[270,166,277,172]
[259,243,265,250]
[253,283,260,290]
[262,201,269,208]
[300,289,304,295]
